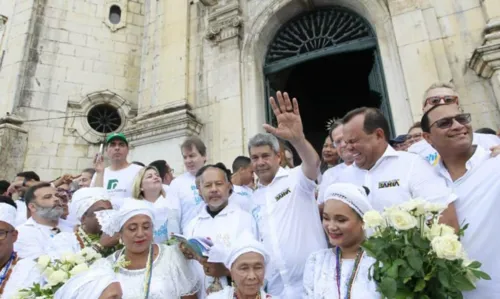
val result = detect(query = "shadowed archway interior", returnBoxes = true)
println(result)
[264,7,393,163]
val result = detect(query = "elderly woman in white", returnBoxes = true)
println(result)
[55,261,122,299]
[303,183,380,299]
[207,230,278,299]
[95,198,199,298]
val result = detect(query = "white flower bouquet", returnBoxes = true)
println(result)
[362,198,490,299]
[15,248,102,299]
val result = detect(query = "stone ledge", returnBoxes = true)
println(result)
[469,42,500,78]
[124,103,203,147]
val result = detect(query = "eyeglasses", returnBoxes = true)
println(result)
[430,113,471,130]
[425,95,458,106]
[0,230,14,241]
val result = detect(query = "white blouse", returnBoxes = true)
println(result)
[207,286,278,299]
[303,249,380,299]
[105,244,199,299]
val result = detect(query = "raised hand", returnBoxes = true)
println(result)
[263,91,305,143]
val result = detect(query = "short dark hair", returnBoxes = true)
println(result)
[132,161,145,167]
[342,107,390,142]
[195,163,233,195]
[232,156,251,173]
[149,160,168,179]
[24,182,51,205]
[0,196,16,209]
[82,168,96,176]
[0,180,10,195]
[475,127,497,135]
[328,119,344,141]
[421,104,447,133]
[16,171,40,182]
[181,136,207,156]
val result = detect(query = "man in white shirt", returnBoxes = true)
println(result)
[166,136,207,232]
[149,159,175,194]
[250,91,327,298]
[421,104,500,299]
[317,120,354,204]
[408,82,500,165]
[339,107,459,231]
[230,156,254,211]
[15,183,80,259]
[91,132,143,209]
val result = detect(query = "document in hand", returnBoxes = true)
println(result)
[171,233,214,258]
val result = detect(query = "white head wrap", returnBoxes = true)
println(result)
[54,260,119,299]
[0,203,17,228]
[324,183,373,217]
[95,198,155,236]
[209,230,269,269]
[70,187,111,220]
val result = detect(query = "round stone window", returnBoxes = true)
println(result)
[87,104,122,134]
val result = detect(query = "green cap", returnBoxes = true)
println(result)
[106,132,128,145]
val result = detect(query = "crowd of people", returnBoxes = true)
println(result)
[0,82,498,298]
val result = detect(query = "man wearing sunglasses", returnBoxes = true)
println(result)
[421,104,500,298]
[408,82,500,165]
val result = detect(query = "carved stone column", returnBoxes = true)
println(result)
[0,115,28,179]
[206,2,242,45]
[469,1,500,108]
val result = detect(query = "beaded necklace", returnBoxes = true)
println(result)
[335,246,364,299]
[0,252,19,295]
[233,292,261,299]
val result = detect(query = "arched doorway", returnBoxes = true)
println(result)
[264,7,394,157]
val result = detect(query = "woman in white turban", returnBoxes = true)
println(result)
[207,230,278,299]
[95,198,199,298]
[303,183,381,299]
[54,260,122,299]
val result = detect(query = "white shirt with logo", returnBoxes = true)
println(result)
[184,203,257,299]
[166,172,204,233]
[434,146,500,299]
[337,145,456,212]
[252,167,327,299]
[317,163,350,204]
[91,164,143,209]
[230,185,254,212]
[408,133,500,166]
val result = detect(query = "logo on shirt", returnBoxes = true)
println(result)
[426,152,440,166]
[107,179,119,190]
[275,188,291,201]
[378,179,400,189]
[191,185,203,205]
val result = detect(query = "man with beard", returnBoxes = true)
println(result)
[14,183,80,259]
[0,197,44,298]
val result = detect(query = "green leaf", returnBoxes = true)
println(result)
[438,270,451,288]
[414,279,426,292]
[472,270,491,280]
[407,254,423,272]
[387,263,399,278]
[453,274,476,291]
[412,232,429,250]
[379,277,397,298]
[467,261,481,269]
[395,289,414,299]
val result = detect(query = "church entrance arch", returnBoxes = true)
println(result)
[263,7,395,155]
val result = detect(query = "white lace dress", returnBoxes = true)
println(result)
[105,244,199,299]
[303,249,380,299]
[207,286,278,299]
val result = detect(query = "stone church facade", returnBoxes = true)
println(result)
[0,0,499,180]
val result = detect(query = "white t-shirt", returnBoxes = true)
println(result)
[91,164,143,209]
[252,167,327,299]
[230,185,254,212]
[434,146,500,299]
[166,172,204,233]
[14,199,28,226]
[337,145,456,212]
[408,132,500,166]
[317,163,350,204]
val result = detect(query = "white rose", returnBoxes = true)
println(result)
[73,254,86,264]
[70,263,89,276]
[363,210,385,229]
[42,267,55,278]
[47,270,69,286]
[426,223,456,241]
[387,210,418,230]
[401,199,426,216]
[431,235,464,261]
[81,247,100,261]
[61,252,77,264]
[37,255,51,270]
[424,202,447,213]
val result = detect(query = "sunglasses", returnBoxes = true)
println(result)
[430,113,471,130]
[425,95,458,106]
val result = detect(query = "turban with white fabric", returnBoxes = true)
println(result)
[209,230,269,269]
[324,183,373,217]
[0,203,16,228]
[95,198,155,236]
[70,187,111,220]
[54,259,118,299]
